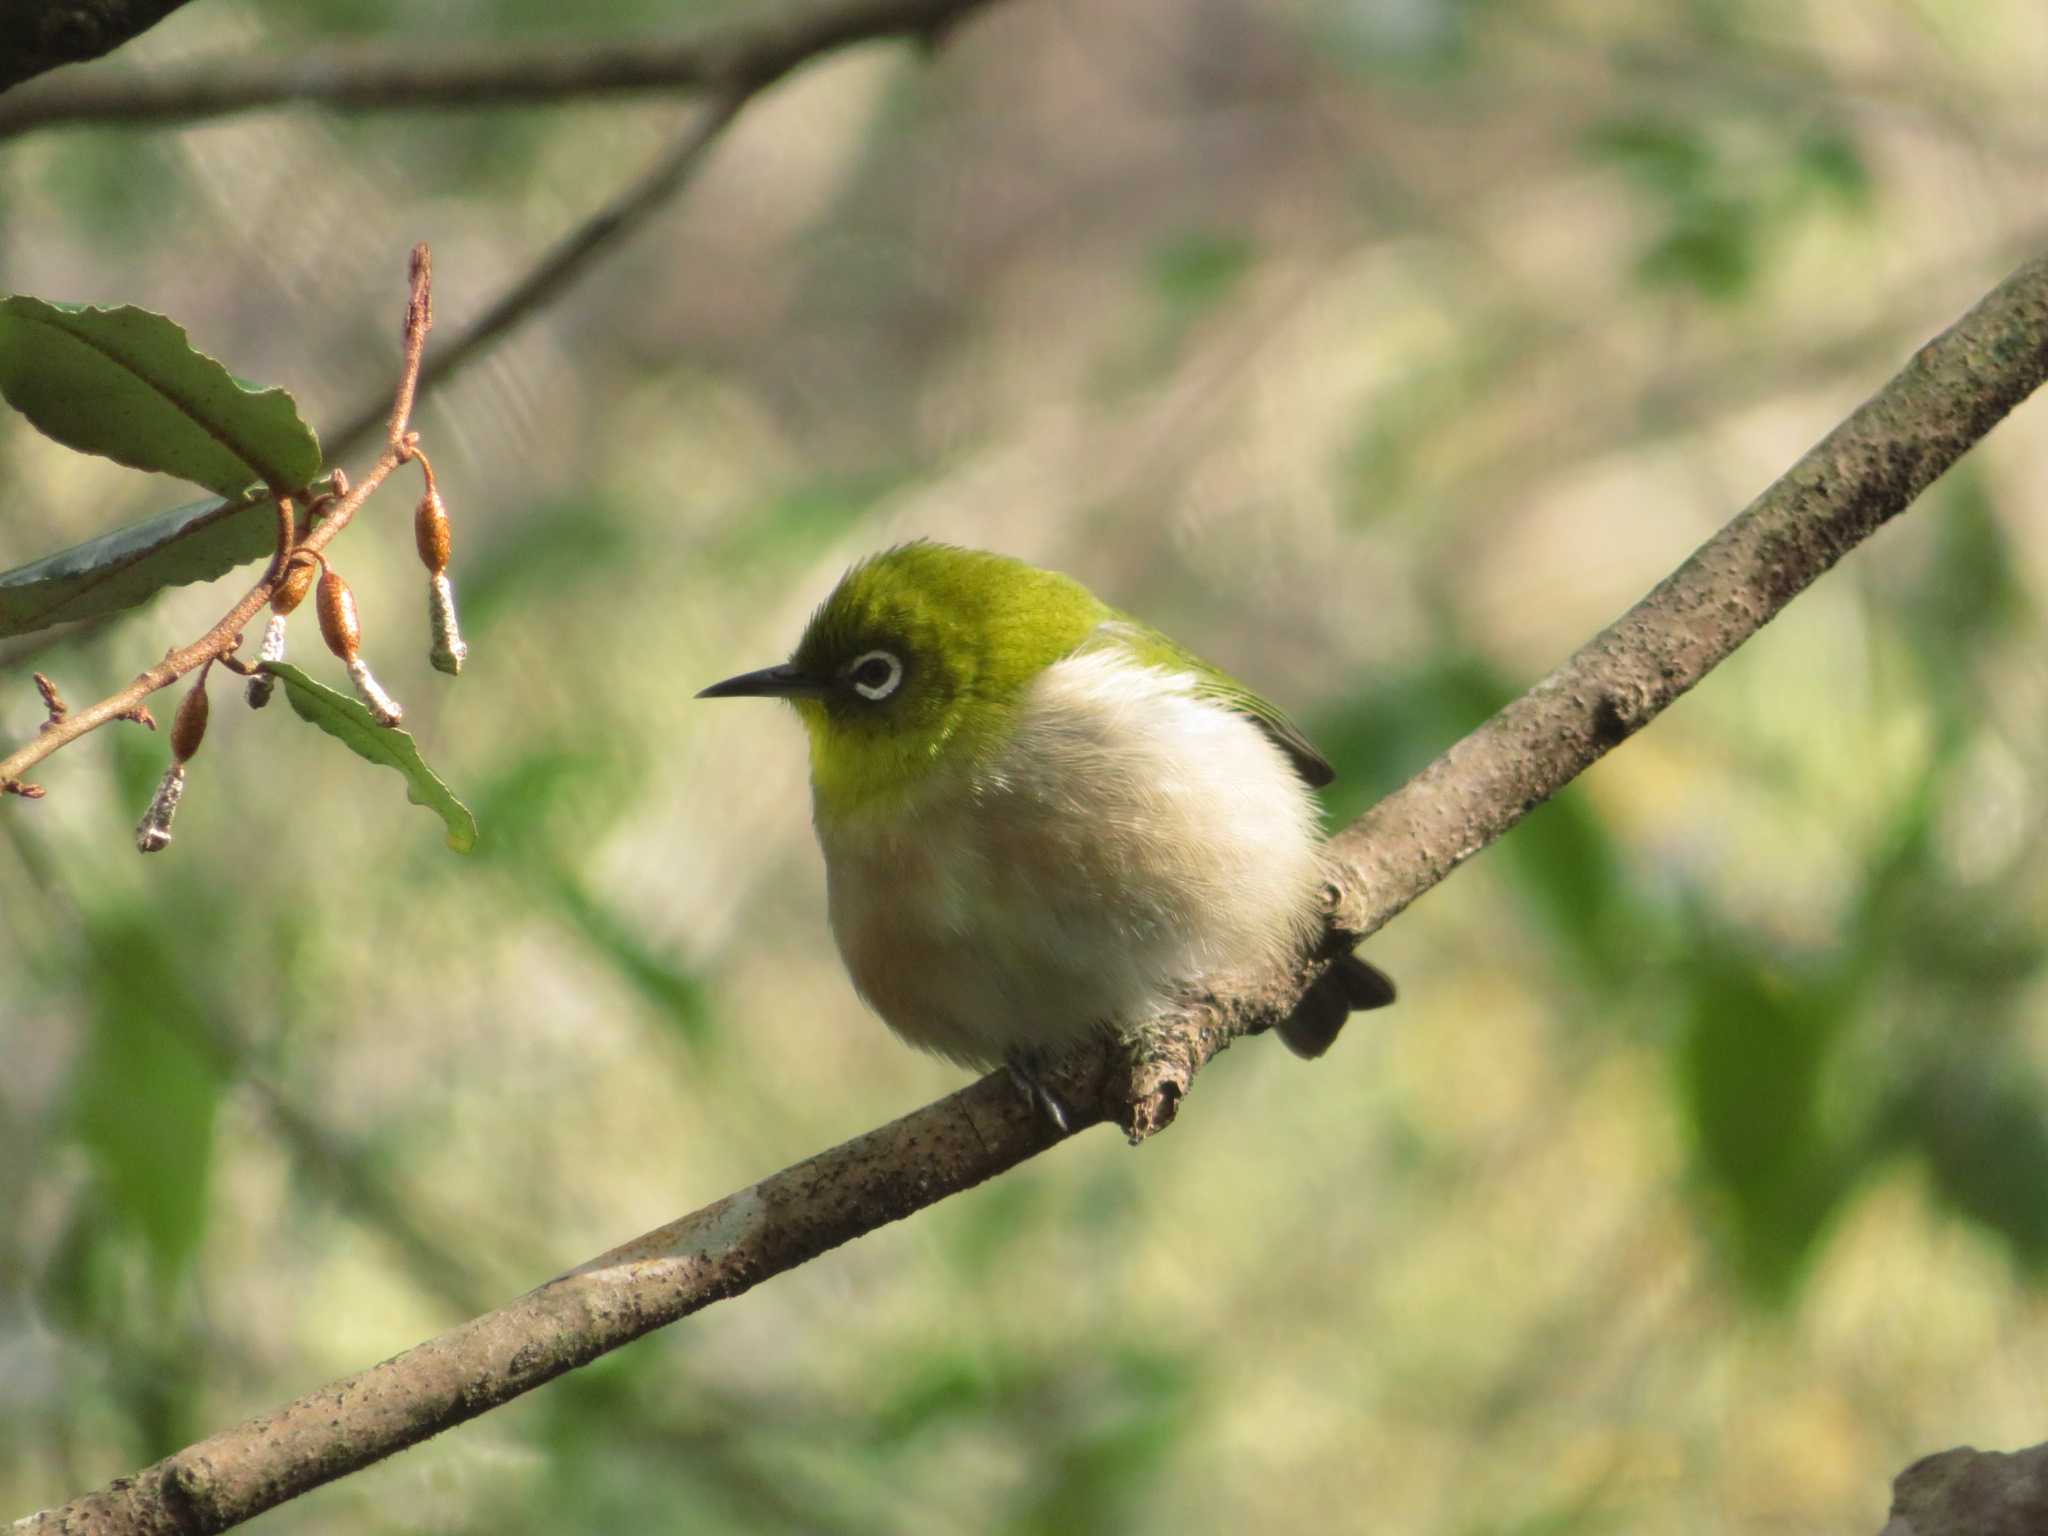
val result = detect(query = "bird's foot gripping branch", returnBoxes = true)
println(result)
[0,244,479,854]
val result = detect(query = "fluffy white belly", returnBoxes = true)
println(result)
[817,650,1326,1066]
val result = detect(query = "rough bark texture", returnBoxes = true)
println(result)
[1879,1444,2048,1536]
[0,0,191,92]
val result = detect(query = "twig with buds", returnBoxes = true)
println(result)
[0,244,470,837]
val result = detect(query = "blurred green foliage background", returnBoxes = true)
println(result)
[6,0,2048,1530]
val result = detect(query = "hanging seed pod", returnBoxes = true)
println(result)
[412,486,469,675]
[414,489,451,575]
[246,614,288,708]
[135,762,186,854]
[317,568,404,727]
[274,554,318,616]
[317,567,361,661]
[171,677,209,762]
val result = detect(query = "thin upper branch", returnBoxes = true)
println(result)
[313,0,994,463]
[16,254,2048,1536]
[0,0,1002,139]
[0,0,1000,672]
[325,90,746,460]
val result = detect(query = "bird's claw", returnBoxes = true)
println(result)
[1005,1053,1073,1134]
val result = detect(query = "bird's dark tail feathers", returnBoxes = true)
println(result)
[1275,952,1397,1059]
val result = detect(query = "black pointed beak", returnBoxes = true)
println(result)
[697,663,828,700]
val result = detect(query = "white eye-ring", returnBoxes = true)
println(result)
[848,649,904,701]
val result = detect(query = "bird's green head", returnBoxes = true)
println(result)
[699,542,1108,818]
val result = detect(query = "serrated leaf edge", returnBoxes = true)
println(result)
[0,297,321,496]
[262,661,477,852]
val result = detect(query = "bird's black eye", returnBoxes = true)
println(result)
[847,649,904,701]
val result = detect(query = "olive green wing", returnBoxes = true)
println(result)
[1197,673,1337,788]
[1095,615,1337,789]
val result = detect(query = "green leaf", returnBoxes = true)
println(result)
[0,297,322,498]
[0,490,273,639]
[264,661,477,852]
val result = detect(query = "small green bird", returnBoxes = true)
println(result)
[700,542,1394,1114]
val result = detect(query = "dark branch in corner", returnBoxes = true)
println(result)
[0,0,1000,138]
[17,253,2048,1535]
[0,0,192,93]
[1881,1443,2048,1535]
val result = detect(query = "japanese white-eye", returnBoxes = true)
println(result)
[700,542,1395,1096]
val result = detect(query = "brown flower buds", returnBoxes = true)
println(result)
[274,554,317,617]
[317,567,359,662]
[171,677,209,763]
[318,567,403,727]
[415,489,451,574]
[139,675,210,852]
[34,672,66,727]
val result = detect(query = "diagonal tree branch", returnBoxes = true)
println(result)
[1322,253,2048,936]
[15,254,2048,1534]
[0,0,997,139]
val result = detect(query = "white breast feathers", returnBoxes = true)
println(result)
[820,647,1327,1066]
